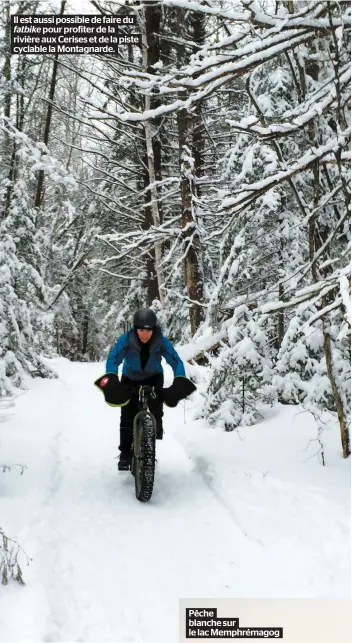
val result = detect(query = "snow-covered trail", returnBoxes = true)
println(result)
[0,359,270,643]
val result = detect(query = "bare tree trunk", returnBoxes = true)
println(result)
[143,124,164,303]
[142,159,159,305]
[2,0,13,219]
[4,53,29,217]
[179,142,204,335]
[142,0,162,305]
[138,3,165,305]
[82,309,89,356]
[176,8,204,335]
[304,54,350,459]
[278,281,285,347]
[1,0,11,123]
[34,0,66,210]
[323,322,350,458]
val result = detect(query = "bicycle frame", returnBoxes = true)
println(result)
[138,384,154,410]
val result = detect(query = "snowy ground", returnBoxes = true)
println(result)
[0,358,350,642]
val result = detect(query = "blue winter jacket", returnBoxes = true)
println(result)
[105,326,186,381]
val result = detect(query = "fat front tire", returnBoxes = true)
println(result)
[133,412,156,502]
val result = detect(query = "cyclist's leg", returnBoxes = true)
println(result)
[119,376,138,456]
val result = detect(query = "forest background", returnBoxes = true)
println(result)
[0,0,350,461]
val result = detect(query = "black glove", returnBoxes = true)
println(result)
[161,376,197,407]
[94,373,133,407]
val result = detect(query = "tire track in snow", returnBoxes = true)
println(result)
[169,407,265,548]
[191,454,266,548]
[23,372,84,643]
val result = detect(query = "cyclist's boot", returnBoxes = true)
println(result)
[118,451,132,471]
[156,419,164,440]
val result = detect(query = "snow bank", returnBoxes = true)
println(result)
[175,388,351,598]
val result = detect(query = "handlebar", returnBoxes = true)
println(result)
[137,383,158,400]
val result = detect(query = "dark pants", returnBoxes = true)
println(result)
[119,373,164,453]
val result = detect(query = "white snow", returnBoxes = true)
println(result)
[339,274,351,325]
[161,0,350,29]
[220,130,350,212]
[150,61,164,70]
[0,358,350,642]
[227,66,350,139]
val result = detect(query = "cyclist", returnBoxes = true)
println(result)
[106,308,186,470]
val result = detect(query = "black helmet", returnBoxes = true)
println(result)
[133,308,157,329]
